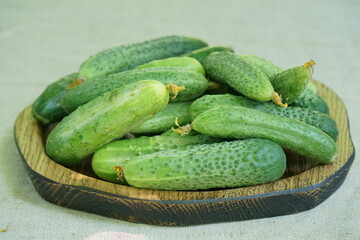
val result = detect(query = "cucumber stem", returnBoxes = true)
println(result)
[272,92,288,108]
[207,81,221,90]
[166,83,185,99]
[171,117,192,135]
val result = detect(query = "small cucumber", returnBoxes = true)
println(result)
[203,52,287,107]
[46,80,169,166]
[291,87,329,114]
[191,106,337,164]
[270,60,315,104]
[131,102,192,134]
[122,139,286,190]
[92,134,223,184]
[189,94,338,141]
[62,68,209,113]
[183,46,234,64]
[79,35,208,80]
[136,56,205,75]
[32,72,79,124]
[240,54,283,78]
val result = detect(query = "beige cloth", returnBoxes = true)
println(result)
[1,0,359,239]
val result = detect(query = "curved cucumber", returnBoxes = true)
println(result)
[46,80,169,166]
[136,57,205,75]
[192,106,337,164]
[291,87,329,114]
[92,134,223,184]
[270,60,315,104]
[32,72,79,124]
[62,68,209,113]
[131,102,192,134]
[240,54,283,78]
[123,139,286,190]
[79,35,208,80]
[203,52,285,106]
[183,46,234,64]
[189,94,338,141]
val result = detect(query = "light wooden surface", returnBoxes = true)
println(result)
[13,80,354,225]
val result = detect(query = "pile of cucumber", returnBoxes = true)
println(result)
[32,35,338,191]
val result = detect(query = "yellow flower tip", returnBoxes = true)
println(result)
[66,78,85,90]
[113,166,125,182]
[304,59,316,68]
[272,92,288,108]
[166,83,185,99]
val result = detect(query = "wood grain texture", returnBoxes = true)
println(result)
[14,80,355,226]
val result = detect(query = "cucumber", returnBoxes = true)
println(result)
[79,35,208,80]
[183,46,234,64]
[203,52,287,107]
[189,94,338,141]
[240,54,283,78]
[291,87,329,114]
[32,72,79,124]
[191,106,337,164]
[46,80,169,166]
[131,102,192,134]
[136,56,205,75]
[122,139,286,190]
[92,134,223,184]
[270,60,315,104]
[62,68,209,113]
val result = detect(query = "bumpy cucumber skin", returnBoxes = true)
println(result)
[183,46,234,64]
[203,52,274,101]
[62,68,208,113]
[123,139,286,190]
[46,80,169,166]
[135,57,205,75]
[92,134,223,184]
[79,35,208,80]
[192,106,337,164]
[241,54,283,78]
[270,64,313,104]
[189,94,338,141]
[132,102,192,134]
[32,72,78,124]
[291,88,329,114]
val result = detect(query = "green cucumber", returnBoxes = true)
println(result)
[136,56,205,75]
[62,68,209,113]
[122,139,286,190]
[191,106,337,164]
[189,94,338,141]
[203,52,286,107]
[46,80,169,166]
[92,134,223,184]
[183,46,234,64]
[240,54,283,78]
[32,72,79,124]
[291,87,329,114]
[79,35,208,80]
[270,60,315,104]
[131,102,192,134]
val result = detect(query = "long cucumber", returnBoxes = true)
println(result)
[79,35,208,80]
[46,80,169,165]
[62,68,209,113]
[191,106,337,164]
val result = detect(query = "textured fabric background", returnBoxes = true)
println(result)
[0,0,359,239]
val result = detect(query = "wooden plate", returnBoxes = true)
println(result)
[14,81,355,226]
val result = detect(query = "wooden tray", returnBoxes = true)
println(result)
[14,81,355,226]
